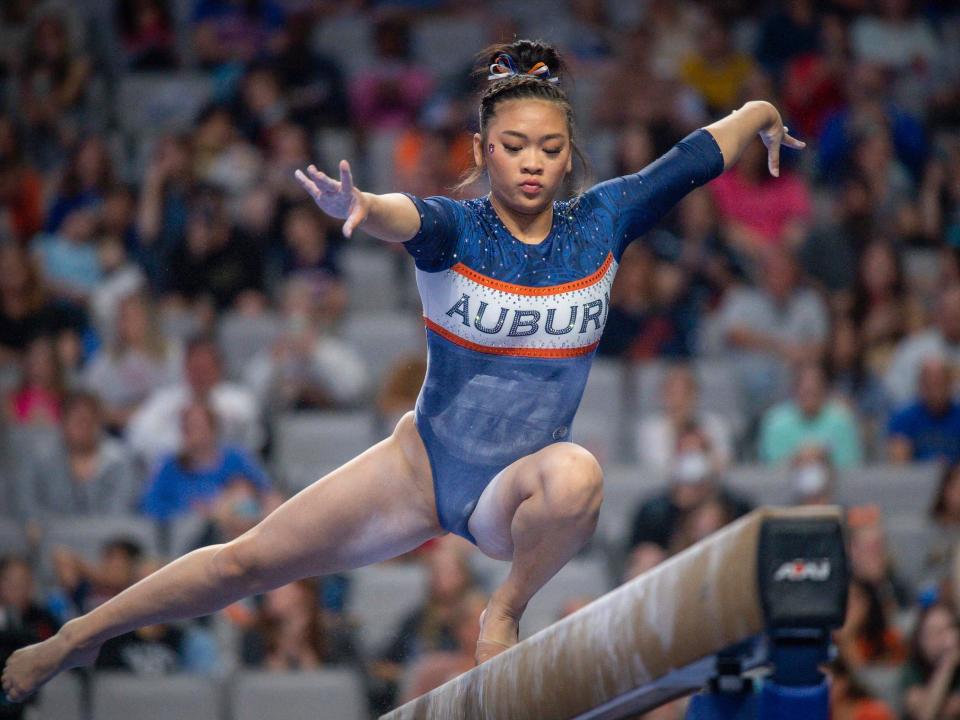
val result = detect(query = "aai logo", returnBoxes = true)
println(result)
[773,559,831,582]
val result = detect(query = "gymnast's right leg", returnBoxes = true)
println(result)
[2,412,442,703]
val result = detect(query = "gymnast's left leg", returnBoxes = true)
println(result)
[466,442,603,663]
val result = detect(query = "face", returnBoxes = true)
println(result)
[24,337,57,386]
[474,99,573,217]
[849,525,887,583]
[944,466,960,516]
[63,401,100,450]
[919,359,952,413]
[861,242,897,295]
[920,606,960,666]
[0,560,32,610]
[181,404,217,453]
[795,365,827,417]
[117,295,148,345]
[185,344,222,394]
[663,368,697,417]
[427,547,470,603]
[939,288,960,343]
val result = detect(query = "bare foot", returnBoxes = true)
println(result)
[2,631,100,703]
[475,606,520,665]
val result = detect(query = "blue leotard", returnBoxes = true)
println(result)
[402,128,724,544]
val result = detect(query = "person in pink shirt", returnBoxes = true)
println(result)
[6,335,63,427]
[709,132,811,255]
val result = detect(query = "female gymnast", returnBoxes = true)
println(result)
[3,39,804,702]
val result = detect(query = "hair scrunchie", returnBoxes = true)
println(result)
[487,54,559,83]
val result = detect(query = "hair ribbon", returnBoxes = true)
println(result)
[487,54,559,83]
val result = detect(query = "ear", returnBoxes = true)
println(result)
[472,133,483,170]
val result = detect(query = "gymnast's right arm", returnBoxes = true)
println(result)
[294,159,421,243]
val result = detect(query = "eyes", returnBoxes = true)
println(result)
[503,144,563,156]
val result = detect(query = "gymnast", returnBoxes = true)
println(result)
[2,38,804,702]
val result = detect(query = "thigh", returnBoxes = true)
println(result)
[239,412,444,581]
[466,442,596,561]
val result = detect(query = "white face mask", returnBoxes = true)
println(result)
[672,451,711,485]
[792,463,829,498]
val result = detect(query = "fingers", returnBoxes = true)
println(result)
[339,159,354,195]
[782,132,807,150]
[342,203,367,238]
[306,164,339,192]
[768,140,781,177]
[293,169,321,200]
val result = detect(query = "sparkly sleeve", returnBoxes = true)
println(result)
[400,193,467,273]
[585,129,725,259]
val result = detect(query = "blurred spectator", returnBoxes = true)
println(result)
[715,246,829,415]
[887,355,960,464]
[759,361,863,468]
[780,14,847,140]
[136,133,195,291]
[668,496,734,554]
[140,401,274,522]
[754,0,821,81]
[167,186,266,313]
[0,555,59,718]
[14,391,139,525]
[627,425,751,554]
[115,0,177,70]
[400,591,487,702]
[17,9,93,169]
[919,135,960,245]
[236,62,289,145]
[622,543,668,583]
[932,462,960,529]
[192,0,286,69]
[5,335,63,427]
[32,205,102,307]
[825,655,896,720]
[788,445,838,506]
[370,540,477,712]
[127,335,263,464]
[0,244,80,363]
[599,243,699,360]
[844,505,912,624]
[827,316,889,424]
[82,292,181,432]
[91,186,146,334]
[849,123,916,228]
[244,277,367,411]
[185,475,280,551]
[192,106,262,197]
[835,577,908,669]
[851,240,923,380]
[349,16,434,132]
[901,602,960,720]
[818,62,926,184]
[45,136,115,233]
[636,364,733,477]
[242,577,351,670]
[644,0,704,82]
[679,13,756,114]
[709,134,812,254]
[394,125,473,199]
[0,115,43,243]
[272,12,349,129]
[49,537,142,619]
[276,203,346,322]
[375,356,427,434]
[885,286,960,406]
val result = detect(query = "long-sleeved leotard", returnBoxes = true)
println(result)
[401,128,725,543]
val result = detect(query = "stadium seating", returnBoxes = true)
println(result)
[32,670,84,720]
[90,673,220,720]
[231,669,367,720]
[347,562,428,657]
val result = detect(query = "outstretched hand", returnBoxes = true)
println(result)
[294,159,369,237]
[758,117,806,178]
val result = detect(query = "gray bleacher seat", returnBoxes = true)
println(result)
[411,17,486,81]
[839,463,941,516]
[312,14,374,78]
[39,515,160,585]
[856,665,903,716]
[579,358,627,417]
[694,359,746,438]
[91,673,220,720]
[341,246,397,312]
[885,511,943,590]
[232,669,366,720]
[339,312,425,390]
[634,361,668,413]
[595,464,662,550]
[725,465,792,507]
[273,410,380,492]
[0,517,28,557]
[521,558,610,638]
[217,311,284,380]
[348,562,427,657]
[363,129,399,194]
[165,511,210,557]
[115,73,212,136]
[32,671,83,720]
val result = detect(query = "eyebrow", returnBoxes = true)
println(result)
[500,130,566,142]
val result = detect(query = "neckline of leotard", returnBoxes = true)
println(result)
[483,194,558,248]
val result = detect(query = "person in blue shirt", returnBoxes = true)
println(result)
[140,402,271,521]
[3,39,806,700]
[888,356,960,464]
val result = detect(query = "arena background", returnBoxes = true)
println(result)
[1,0,960,718]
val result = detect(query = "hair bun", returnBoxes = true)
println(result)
[479,39,565,84]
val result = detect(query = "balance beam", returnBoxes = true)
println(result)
[382,506,845,720]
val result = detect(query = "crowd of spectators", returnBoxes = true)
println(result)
[1,0,960,718]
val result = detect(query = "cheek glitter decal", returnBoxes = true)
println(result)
[488,143,495,154]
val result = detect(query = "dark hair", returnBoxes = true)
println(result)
[851,578,896,661]
[63,390,102,419]
[908,602,960,681]
[931,461,960,522]
[252,578,329,664]
[102,538,144,562]
[456,39,591,195]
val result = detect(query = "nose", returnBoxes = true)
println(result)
[520,149,543,175]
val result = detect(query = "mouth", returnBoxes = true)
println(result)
[519,181,543,195]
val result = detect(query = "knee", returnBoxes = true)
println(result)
[536,444,603,520]
[211,534,269,593]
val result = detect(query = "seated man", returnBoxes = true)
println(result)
[887,355,960,464]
